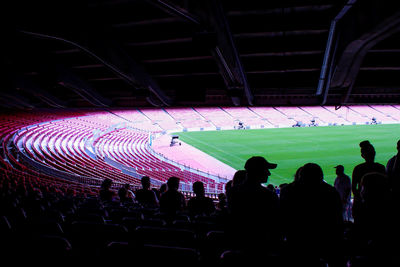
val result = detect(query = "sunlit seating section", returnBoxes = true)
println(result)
[111,109,163,132]
[221,107,265,126]
[193,107,236,128]
[164,108,214,129]
[139,108,182,131]
[369,105,400,121]
[300,106,349,125]
[94,128,222,189]
[324,106,370,124]
[348,105,397,123]
[275,106,316,125]
[248,107,295,127]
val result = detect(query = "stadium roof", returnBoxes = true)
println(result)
[2,0,400,109]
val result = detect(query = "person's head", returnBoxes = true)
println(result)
[141,176,150,189]
[167,176,180,191]
[335,165,345,176]
[396,139,400,153]
[244,156,277,183]
[294,166,303,182]
[101,178,113,190]
[192,181,205,196]
[232,170,246,187]
[299,163,324,186]
[360,140,376,162]
[225,180,233,193]
[160,183,167,193]
[124,184,130,190]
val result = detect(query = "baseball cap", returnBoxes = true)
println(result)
[244,156,277,171]
[334,165,344,172]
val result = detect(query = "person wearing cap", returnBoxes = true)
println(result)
[334,165,352,221]
[226,156,281,260]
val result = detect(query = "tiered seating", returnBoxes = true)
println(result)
[193,107,236,128]
[221,107,265,127]
[300,106,349,125]
[369,105,400,121]
[248,107,295,127]
[324,106,369,124]
[94,128,223,190]
[164,108,213,129]
[111,109,163,132]
[139,108,182,131]
[80,111,129,128]
[349,105,397,123]
[275,107,315,126]
[2,105,400,201]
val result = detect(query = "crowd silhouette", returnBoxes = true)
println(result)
[1,139,399,266]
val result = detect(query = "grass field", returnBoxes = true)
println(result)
[174,124,400,186]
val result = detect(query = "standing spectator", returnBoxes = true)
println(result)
[352,141,386,223]
[350,172,396,267]
[187,181,215,218]
[334,165,352,221]
[227,156,281,259]
[280,163,344,266]
[386,139,400,193]
[159,176,186,222]
[135,176,159,209]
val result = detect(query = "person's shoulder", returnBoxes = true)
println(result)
[321,182,341,196]
[375,162,386,168]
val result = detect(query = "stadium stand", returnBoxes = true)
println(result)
[164,107,215,130]
[193,107,237,129]
[3,0,400,264]
[248,107,296,127]
[221,107,265,128]
[1,107,400,266]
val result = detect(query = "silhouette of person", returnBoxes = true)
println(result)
[227,156,281,258]
[118,183,135,204]
[226,170,246,205]
[232,169,246,187]
[334,165,352,221]
[159,176,186,222]
[135,176,159,209]
[352,141,386,223]
[216,192,228,213]
[187,181,215,218]
[386,139,400,193]
[159,183,167,198]
[351,172,396,267]
[279,166,303,203]
[99,178,116,203]
[280,163,344,266]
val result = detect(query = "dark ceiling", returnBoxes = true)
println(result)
[2,0,400,109]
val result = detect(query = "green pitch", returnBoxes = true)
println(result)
[174,124,400,186]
